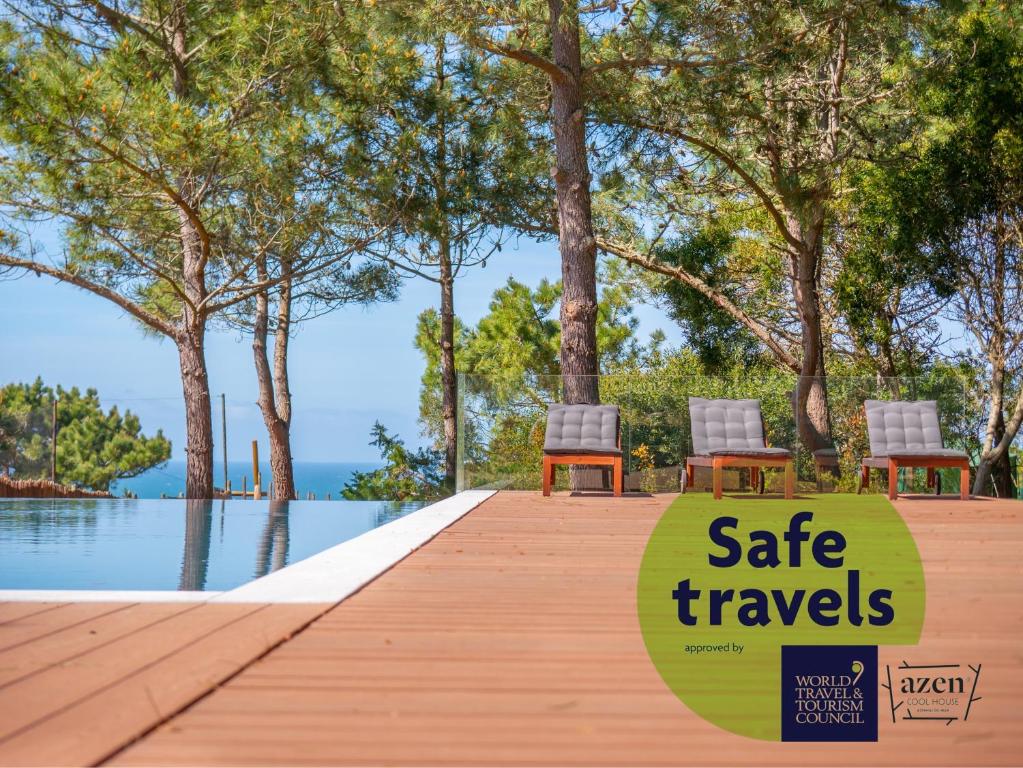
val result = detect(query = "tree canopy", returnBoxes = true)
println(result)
[0,0,1020,498]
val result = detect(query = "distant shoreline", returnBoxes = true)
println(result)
[111,460,382,500]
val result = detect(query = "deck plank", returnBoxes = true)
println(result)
[0,603,328,767]
[110,491,1023,767]
[0,602,135,654]
[0,603,66,626]
[0,602,193,688]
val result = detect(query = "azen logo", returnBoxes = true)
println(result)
[883,661,983,725]
[781,645,878,742]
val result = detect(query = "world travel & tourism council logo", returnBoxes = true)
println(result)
[780,646,878,741]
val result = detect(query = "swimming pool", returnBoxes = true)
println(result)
[0,498,424,592]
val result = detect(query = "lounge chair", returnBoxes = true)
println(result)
[685,397,794,499]
[542,404,622,497]
[859,399,970,500]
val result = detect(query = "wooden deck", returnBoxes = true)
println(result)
[2,491,1021,766]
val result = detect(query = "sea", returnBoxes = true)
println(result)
[110,460,381,500]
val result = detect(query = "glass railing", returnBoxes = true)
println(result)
[0,391,387,500]
[456,372,976,495]
[0,372,979,499]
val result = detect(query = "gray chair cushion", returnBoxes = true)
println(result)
[707,446,792,458]
[864,400,946,456]
[543,404,621,455]
[689,397,769,455]
[885,448,968,459]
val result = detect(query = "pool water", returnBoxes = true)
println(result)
[0,498,424,592]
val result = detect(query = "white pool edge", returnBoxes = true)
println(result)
[0,490,497,604]
[212,489,496,603]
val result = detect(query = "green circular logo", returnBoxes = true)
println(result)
[637,495,925,740]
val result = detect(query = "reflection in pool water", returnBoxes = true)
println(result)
[0,498,424,592]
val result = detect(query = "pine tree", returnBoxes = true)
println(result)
[0,379,171,491]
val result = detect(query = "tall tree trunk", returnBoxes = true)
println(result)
[435,42,457,490]
[973,212,1010,498]
[253,257,296,501]
[787,214,834,454]
[273,270,295,497]
[991,411,1014,497]
[790,26,843,458]
[796,332,834,454]
[549,0,599,405]
[975,357,1005,497]
[177,332,214,499]
[972,458,991,497]
[439,260,457,489]
[972,374,1023,498]
[975,450,1014,498]
[171,1,214,498]
[872,304,902,395]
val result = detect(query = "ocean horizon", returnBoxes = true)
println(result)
[110,460,382,500]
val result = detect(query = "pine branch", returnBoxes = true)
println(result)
[0,253,178,337]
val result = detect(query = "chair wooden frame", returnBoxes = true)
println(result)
[861,456,970,501]
[542,434,623,497]
[685,455,794,500]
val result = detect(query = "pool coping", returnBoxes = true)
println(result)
[0,489,496,604]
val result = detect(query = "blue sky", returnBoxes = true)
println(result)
[0,237,680,462]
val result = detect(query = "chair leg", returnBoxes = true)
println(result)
[926,467,935,489]
[859,464,869,494]
[712,458,724,500]
[542,455,552,497]
[784,461,795,500]
[960,464,970,500]
[750,466,760,494]
[685,462,695,490]
[613,456,623,497]
[888,458,898,501]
